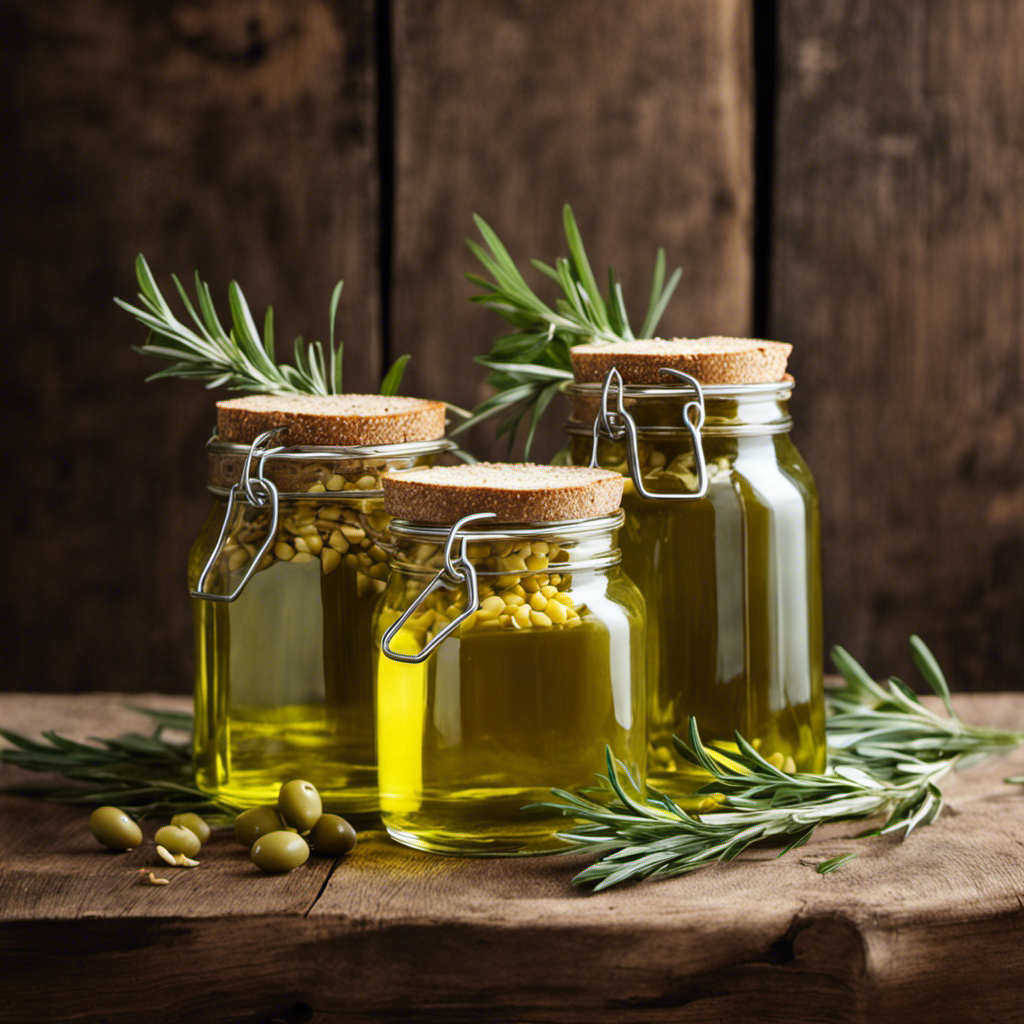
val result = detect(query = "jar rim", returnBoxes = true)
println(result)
[388,509,625,543]
[565,378,795,399]
[564,379,794,438]
[206,435,458,462]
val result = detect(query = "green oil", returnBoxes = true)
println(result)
[570,396,825,794]
[191,501,385,814]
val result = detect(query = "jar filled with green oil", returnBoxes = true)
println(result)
[565,339,825,797]
[189,394,453,814]
[373,464,646,857]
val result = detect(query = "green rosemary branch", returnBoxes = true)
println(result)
[827,635,1024,775]
[116,254,410,398]
[456,205,681,456]
[534,636,1024,889]
[0,708,239,821]
[534,720,950,891]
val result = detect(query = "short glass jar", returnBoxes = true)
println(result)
[373,465,646,856]
[188,395,452,815]
[566,345,825,795]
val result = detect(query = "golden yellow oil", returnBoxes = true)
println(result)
[375,572,646,856]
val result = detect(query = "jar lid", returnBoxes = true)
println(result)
[382,463,623,523]
[216,394,446,447]
[570,337,792,385]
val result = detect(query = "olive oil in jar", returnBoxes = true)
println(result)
[374,464,646,856]
[189,394,452,815]
[191,492,387,811]
[566,340,826,796]
[607,429,824,788]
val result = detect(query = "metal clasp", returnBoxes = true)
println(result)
[191,427,286,602]
[589,367,708,501]
[380,511,497,664]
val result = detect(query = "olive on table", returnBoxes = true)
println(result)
[154,824,202,857]
[234,805,287,848]
[89,806,143,851]
[277,780,322,832]
[170,812,211,844]
[309,814,357,856]
[251,832,310,874]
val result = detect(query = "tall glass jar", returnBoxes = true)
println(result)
[372,464,646,856]
[188,395,452,815]
[566,341,824,796]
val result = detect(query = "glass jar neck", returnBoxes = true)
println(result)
[565,380,794,438]
[205,437,456,498]
[388,513,624,575]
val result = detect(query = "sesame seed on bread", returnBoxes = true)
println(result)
[216,394,446,447]
[570,337,792,385]
[382,463,623,523]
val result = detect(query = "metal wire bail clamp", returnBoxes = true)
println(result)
[380,511,498,664]
[191,427,287,602]
[589,366,708,500]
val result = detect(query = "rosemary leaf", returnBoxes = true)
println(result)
[816,852,858,874]
[118,255,417,398]
[1,713,240,821]
[380,354,412,396]
[460,205,681,457]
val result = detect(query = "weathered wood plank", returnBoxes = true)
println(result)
[771,0,1024,690]
[2,692,1023,1022]
[391,0,754,458]
[0,0,381,694]
[0,697,333,923]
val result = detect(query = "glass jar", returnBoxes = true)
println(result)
[566,370,824,794]
[189,414,453,815]
[373,469,646,857]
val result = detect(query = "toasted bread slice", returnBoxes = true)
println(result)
[383,463,623,523]
[570,337,792,385]
[216,394,446,447]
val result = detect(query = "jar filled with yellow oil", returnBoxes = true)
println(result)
[188,394,454,814]
[565,339,825,797]
[373,463,646,856]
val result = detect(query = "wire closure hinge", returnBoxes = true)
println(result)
[589,367,708,501]
[191,427,286,602]
[380,511,497,664]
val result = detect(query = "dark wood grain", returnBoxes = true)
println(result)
[3,0,1023,704]
[0,0,381,694]
[390,0,754,459]
[2,692,1023,1023]
[771,0,1024,690]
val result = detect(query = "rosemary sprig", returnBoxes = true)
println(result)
[535,721,950,891]
[534,636,1024,889]
[0,708,239,821]
[116,255,410,397]
[456,205,681,456]
[827,636,1024,775]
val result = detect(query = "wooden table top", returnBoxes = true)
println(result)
[2,692,1023,1024]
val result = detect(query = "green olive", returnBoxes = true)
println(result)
[89,806,143,850]
[153,824,202,857]
[234,805,286,848]
[277,780,322,832]
[251,831,310,874]
[170,812,211,844]
[309,814,357,856]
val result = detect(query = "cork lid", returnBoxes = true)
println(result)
[382,463,624,523]
[570,337,792,385]
[216,394,446,447]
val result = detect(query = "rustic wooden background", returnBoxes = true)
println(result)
[1,0,1021,695]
